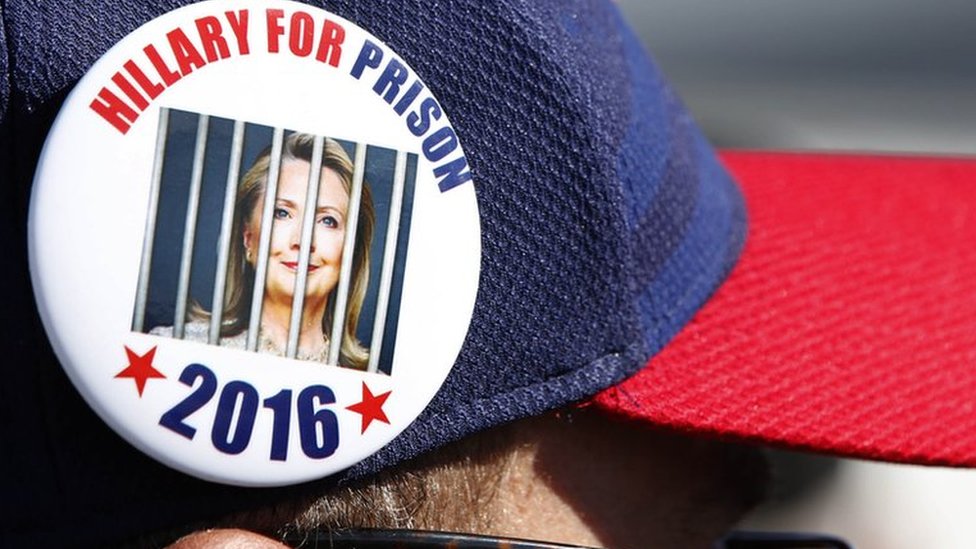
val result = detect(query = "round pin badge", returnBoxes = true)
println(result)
[29,0,480,486]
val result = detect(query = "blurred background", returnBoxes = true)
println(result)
[620,0,976,155]
[618,1,976,548]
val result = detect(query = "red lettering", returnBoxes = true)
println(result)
[144,45,181,86]
[124,60,165,100]
[266,9,285,53]
[167,28,207,76]
[289,11,314,57]
[90,13,254,135]
[110,71,149,111]
[195,16,230,62]
[225,10,250,55]
[315,20,345,66]
[90,88,137,134]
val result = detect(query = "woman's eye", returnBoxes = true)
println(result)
[319,215,339,228]
[273,207,289,220]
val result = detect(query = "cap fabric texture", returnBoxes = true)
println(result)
[2,0,976,546]
[597,151,976,466]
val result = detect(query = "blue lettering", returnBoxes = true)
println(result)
[349,39,471,192]
[393,80,425,115]
[406,97,442,137]
[373,58,408,104]
[159,363,218,439]
[434,156,473,192]
[350,39,383,79]
[157,363,342,460]
[423,126,458,162]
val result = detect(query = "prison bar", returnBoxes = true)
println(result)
[173,114,209,339]
[367,150,408,373]
[209,120,245,344]
[137,121,407,371]
[247,128,285,351]
[132,107,170,333]
[286,135,326,358]
[327,143,367,366]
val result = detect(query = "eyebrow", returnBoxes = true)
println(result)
[275,197,345,216]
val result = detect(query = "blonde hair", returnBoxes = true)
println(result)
[219,133,375,369]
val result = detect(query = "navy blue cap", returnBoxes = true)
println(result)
[1,0,743,545]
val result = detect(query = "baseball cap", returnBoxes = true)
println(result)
[4,0,976,546]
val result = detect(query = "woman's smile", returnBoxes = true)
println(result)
[244,158,349,306]
[280,260,321,273]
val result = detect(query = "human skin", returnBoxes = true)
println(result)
[242,159,349,356]
[168,410,763,548]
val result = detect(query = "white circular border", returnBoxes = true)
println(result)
[28,0,480,486]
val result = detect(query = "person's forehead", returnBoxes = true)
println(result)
[276,159,349,202]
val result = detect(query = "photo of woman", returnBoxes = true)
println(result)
[151,132,376,370]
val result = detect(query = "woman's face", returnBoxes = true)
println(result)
[243,159,350,308]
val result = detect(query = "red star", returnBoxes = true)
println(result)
[346,382,392,434]
[115,345,165,397]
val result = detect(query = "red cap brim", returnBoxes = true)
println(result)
[595,151,976,467]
